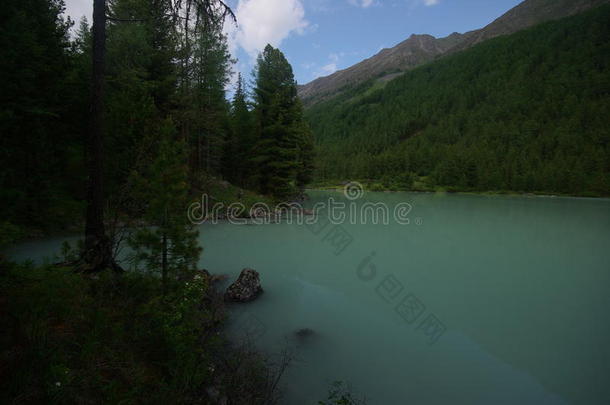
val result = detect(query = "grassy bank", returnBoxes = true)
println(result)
[193,175,277,219]
[309,178,609,199]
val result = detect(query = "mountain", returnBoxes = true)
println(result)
[305,5,610,196]
[297,32,464,102]
[298,0,610,105]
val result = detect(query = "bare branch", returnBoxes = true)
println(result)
[106,16,147,22]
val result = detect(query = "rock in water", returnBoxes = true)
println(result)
[295,328,315,338]
[224,268,263,302]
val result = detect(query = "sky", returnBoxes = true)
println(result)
[63,0,523,87]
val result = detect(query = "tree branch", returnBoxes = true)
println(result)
[106,16,147,22]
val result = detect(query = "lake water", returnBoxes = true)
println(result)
[7,191,610,404]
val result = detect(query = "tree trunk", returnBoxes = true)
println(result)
[162,231,168,295]
[81,0,121,272]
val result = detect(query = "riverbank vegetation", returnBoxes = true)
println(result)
[0,258,288,404]
[307,5,610,198]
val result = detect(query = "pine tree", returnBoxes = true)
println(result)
[104,0,179,195]
[146,0,176,115]
[128,120,201,292]
[293,99,315,192]
[252,44,313,198]
[224,74,255,187]
[187,15,233,177]
[0,0,76,228]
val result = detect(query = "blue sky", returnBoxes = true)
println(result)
[64,0,524,86]
[255,0,524,85]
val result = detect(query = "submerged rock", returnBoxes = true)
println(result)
[224,268,263,302]
[294,328,315,338]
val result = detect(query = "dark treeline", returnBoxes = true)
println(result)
[307,5,610,196]
[0,0,316,402]
[0,0,313,238]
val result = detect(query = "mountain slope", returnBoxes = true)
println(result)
[298,0,610,105]
[297,32,464,102]
[454,0,610,51]
[306,5,610,196]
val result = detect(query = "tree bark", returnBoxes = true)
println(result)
[81,0,121,272]
[162,231,168,294]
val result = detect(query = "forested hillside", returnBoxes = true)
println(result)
[307,5,610,196]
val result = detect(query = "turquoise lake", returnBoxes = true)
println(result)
[8,191,610,404]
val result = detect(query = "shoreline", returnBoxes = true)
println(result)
[306,186,610,200]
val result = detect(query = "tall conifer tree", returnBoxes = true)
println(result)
[252,44,313,198]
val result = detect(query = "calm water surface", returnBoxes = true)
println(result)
[8,191,610,404]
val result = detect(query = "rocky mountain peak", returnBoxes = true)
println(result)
[298,0,610,105]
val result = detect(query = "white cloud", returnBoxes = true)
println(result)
[329,53,342,62]
[225,0,309,58]
[313,52,342,78]
[319,63,337,75]
[348,0,376,8]
[307,0,334,13]
[405,0,439,9]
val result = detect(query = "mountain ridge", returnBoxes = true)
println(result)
[298,0,610,105]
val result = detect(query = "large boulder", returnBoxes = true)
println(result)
[224,268,263,302]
